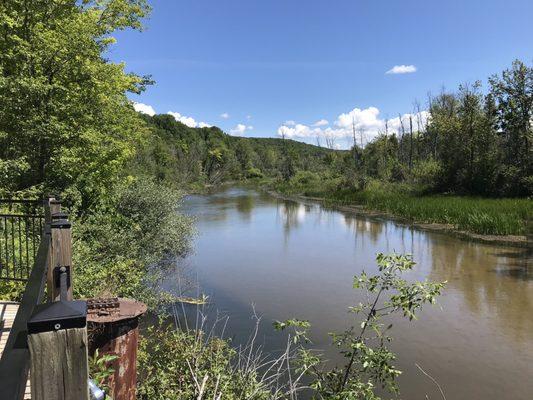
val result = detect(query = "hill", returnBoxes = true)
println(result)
[133,113,337,186]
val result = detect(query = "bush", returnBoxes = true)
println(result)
[412,159,443,190]
[73,177,195,307]
[138,322,273,400]
[246,167,264,179]
[276,253,445,400]
[292,170,320,186]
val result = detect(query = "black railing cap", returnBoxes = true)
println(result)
[28,300,87,334]
[51,219,71,229]
[51,212,69,220]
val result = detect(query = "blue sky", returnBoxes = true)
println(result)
[110,0,533,147]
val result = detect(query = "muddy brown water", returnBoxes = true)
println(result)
[172,187,532,399]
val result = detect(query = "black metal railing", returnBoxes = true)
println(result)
[0,200,44,281]
[0,199,51,399]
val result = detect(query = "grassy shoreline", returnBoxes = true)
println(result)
[267,178,531,245]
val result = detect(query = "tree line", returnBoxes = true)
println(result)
[135,60,532,198]
[133,113,334,188]
[345,60,532,197]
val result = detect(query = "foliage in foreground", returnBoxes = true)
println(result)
[89,349,118,399]
[138,254,445,400]
[138,321,279,400]
[275,253,446,400]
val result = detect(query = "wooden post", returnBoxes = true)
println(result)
[47,218,73,301]
[28,301,89,400]
[49,199,61,216]
[43,197,58,223]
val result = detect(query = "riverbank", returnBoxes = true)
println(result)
[266,179,531,248]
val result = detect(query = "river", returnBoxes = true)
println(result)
[174,187,532,399]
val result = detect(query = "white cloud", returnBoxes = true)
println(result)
[313,119,329,127]
[284,120,296,126]
[167,111,211,128]
[386,65,417,74]
[229,124,253,136]
[132,102,212,128]
[335,107,383,133]
[276,106,429,147]
[246,115,252,120]
[133,102,155,116]
[220,112,230,119]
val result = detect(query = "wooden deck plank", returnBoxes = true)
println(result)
[0,301,31,399]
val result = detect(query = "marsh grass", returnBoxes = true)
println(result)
[273,177,531,236]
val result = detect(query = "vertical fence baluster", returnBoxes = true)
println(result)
[32,217,36,260]
[0,217,4,278]
[5,216,9,278]
[25,216,30,278]
[11,216,15,279]
[3,216,7,279]
[18,217,22,279]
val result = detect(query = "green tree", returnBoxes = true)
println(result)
[0,0,151,207]
[489,60,533,195]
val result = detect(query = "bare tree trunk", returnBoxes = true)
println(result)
[352,118,357,164]
[414,100,423,161]
[409,115,414,172]
[398,114,406,163]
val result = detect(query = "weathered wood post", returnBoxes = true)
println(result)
[27,299,89,400]
[47,213,73,302]
[49,198,61,215]
[28,198,89,400]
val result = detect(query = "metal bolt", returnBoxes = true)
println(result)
[54,323,61,330]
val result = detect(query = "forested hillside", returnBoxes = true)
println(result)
[133,114,336,187]
[131,61,532,200]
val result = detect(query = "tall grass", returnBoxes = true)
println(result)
[331,187,530,235]
[274,177,532,236]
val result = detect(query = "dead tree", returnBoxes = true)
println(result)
[409,114,414,172]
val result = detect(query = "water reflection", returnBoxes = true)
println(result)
[276,201,307,244]
[179,187,533,400]
[235,195,255,220]
[427,238,533,342]
[342,214,384,245]
[492,248,532,279]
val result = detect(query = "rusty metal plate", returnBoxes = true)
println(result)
[87,298,147,323]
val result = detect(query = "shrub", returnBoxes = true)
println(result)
[73,177,195,307]
[292,170,320,186]
[276,253,445,400]
[138,321,286,400]
[412,159,443,190]
[246,167,264,179]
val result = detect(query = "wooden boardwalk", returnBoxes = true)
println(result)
[0,301,31,399]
